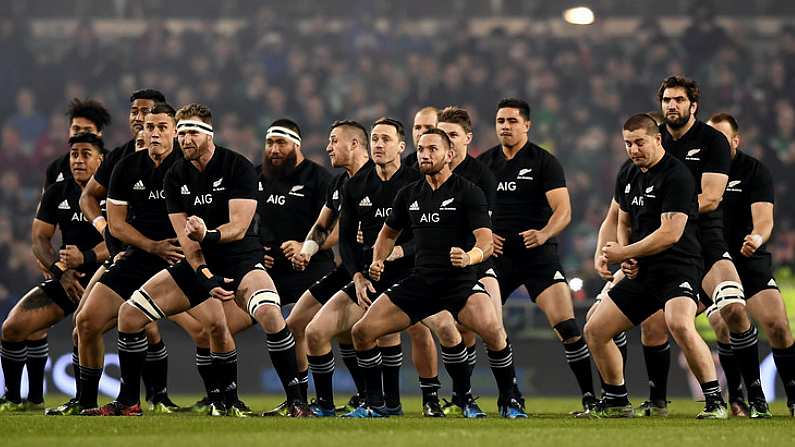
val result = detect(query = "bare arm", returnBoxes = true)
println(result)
[451,227,494,267]
[741,202,774,257]
[79,177,107,233]
[31,219,58,267]
[604,211,688,262]
[169,213,207,269]
[699,172,728,213]
[306,206,340,248]
[541,187,572,237]
[616,206,631,246]
[108,201,182,262]
[595,199,619,263]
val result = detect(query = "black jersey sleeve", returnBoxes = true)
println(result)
[478,167,498,213]
[43,160,59,191]
[339,183,365,274]
[703,129,731,175]
[227,157,259,200]
[385,185,411,232]
[541,151,567,192]
[94,148,121,188]
[35,184,59,225]
[314,167,333,214]
[164,165,185,214]
[463,183,491,232]
[106,157,132,205]
[614,170,629,213]
[749,162,775,204]
[661,168,695,215]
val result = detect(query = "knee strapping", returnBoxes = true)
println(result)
[713,281,745,310]
[554,318,581,341]
[705,303,720,319]
[247,289,280,317]
[127,289,165,322]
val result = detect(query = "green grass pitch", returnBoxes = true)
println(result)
[1,395,792,447]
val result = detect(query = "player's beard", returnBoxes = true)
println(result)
[664,109,691,129]
[419,158,445,175]
[263,149,298,178]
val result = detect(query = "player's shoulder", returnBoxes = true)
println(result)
[217,145,254,167]
[694,120,728,146]
[526,141,559,161]
[301,158,332,178]
[43,177,71,198]
[662,154,693,182]
[477,145,502,162]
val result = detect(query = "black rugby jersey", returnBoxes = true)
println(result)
[403,150,419,168]
[44,153,72,190]
[477,141,566,257]
[722,151,775,256]
[614,153,701,270]
[340,163,420,274]
[43,140,127,190]
[94,139,136,188]
[453,155,497,213]
[256,159,333,268]
[164,146,260,261]
[660,120,730,226]
[37,179,104,272]
[386,174,490,279]
[107,148,180,242]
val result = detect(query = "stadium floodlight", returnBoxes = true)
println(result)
[563,6,595,25]
[568,277,584,292]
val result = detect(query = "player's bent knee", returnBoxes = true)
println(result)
[247,289,280,319]
[553,318,581,343]
[713,281,745,310]
[351,320,374,346]
[1,318,26,342]
[763,320,791,346]
[305,321,329,350]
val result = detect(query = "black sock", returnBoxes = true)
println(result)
[442,342,471,400]
[701,379,725,406]
[195,347,214,398]
[380,344,402,408]
[730,325,764,402]
[603,383,629,406]
[212,349,239,406]
[563,338,594,396]
[642,341,670,402]
[772,343,795,404]
[356,347,384,408]
[613,332,628,371]
[266,326,302,402]
[339,343,366,397]
[25,338,48,404]
[419,376,441,404]
[298,369,309,402]
[466,344,477,377]
[117,331,147,406]
[717,342,744,402]
[308,351,335,408]
[0,340,27,403]
[143,340,168,400]
[77,366,102,407]
[487,343,516,406]
[72,346,81,399]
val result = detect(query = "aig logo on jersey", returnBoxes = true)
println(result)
[420,212,440,223]
[149,190,165,200]
[497,181,517,192]
[266,194,286,205]
[375,208,392,218]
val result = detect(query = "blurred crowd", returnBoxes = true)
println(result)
[2,4,795,311]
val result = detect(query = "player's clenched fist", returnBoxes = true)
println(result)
[186,215,208,241]
[450,247,469,268]
[369,259,385,281]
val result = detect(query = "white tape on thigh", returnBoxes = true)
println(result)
[127,289,166,322]
[247,289,281,317]
[713,280,745,310]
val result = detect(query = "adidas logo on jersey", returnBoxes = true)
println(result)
[56,172,65,182]
[359,196,372,207]
[258,181,263,191]
[58,200,70,210]
[332,190,339,201]
[768,278,777,287]
[686,148,701,160]
[409,201,419,211]
[679,281,692,291]
[133,180,145,191]
[624,184,631,194]
[722,251,732,260]
[485,268,496,276]
[517,168,534,180]
[181,185,190,195]
[289,184,305,197]
[472,283,486,292]
[440,197,456,210]
[553,271,565,280]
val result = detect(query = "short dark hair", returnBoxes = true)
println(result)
[330,120,369,150]
[419,128,453,150]
[150,102,176,118]
[130,89,166,104]
[708,112,739,135]
[372,117,406,142]
[268,118,302,138]
[657,76,701,105]
[176,103,213,125]
[437,106,472,134]
[623,113,661,136]
[66,98,111,131]
[645,111,664,125]
[68,131,105,152]
[496,98,531,121]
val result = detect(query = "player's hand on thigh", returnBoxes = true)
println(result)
[354,274,376,309]
[263,252,275,269]
[280,240,302,260]
[59,245,84,269]
[450,247,469,268]
[520,229,548,249]
[492,233,504,257]
[60,270,86,303]
[620,258,638,279]
[292,252,309,271]
[150,237,184,264]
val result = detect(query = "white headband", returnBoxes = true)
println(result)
[266,126,301,146]
[177,119,214,137]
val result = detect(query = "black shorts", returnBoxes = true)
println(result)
[608,266,701,326]
[700,225,732,271]
[269,258,335,305]
[494,255,567,303]
[475,258,498,280]
[167,253,266,308]
[384,274,488,324]
[735,252,779,299]
[340,262,413,304]
[39,270,94,315]
[307,265,351,305]
[98,249,169,300]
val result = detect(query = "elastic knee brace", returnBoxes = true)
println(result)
[247,289,280,318]
[713,281,745,310]
[554,318,581,341]
[127,289,165,322]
